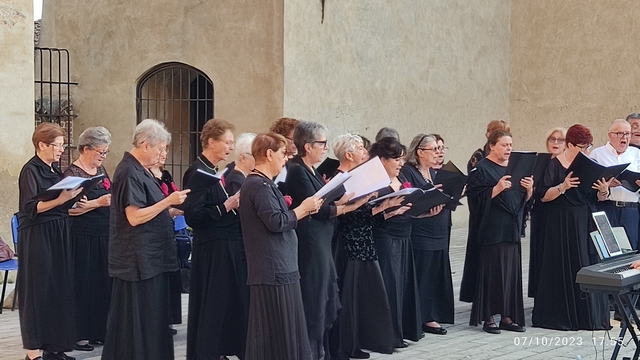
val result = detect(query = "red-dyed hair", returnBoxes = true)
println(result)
[565,124,593,146]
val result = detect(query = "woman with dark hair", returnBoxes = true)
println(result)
[532,124,611,330]
[270,117,300,158]
[401,134,453,336]
[460,130,533,334]
[182,119,248,360]
[241,133,323,360]
[285,121,362,359]
[370,137,423,348]
[18,122,83,360]
[331,133,404,359]
[64,126,113,351]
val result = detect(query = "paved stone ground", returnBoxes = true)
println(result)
[2,226,639,360]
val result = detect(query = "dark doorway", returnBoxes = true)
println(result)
[136,63,214,188]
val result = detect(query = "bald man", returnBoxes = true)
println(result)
[590,119,640,250]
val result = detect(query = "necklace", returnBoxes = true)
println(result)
[197,155,218,173]
[416,164,432,183]
[77,158,97,175]
[252,168,271,179]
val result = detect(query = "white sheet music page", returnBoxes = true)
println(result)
[343,156,391,200]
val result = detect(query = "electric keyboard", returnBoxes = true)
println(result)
[576,253,640,294]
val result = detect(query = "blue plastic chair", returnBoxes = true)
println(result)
[0,214,19,313]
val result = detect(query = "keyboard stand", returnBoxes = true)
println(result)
[612,293,640,360]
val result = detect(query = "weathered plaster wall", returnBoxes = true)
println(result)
[0,0,34,242]
[284,0,511,226]
[510,0,640,150]
[40,0,284,174]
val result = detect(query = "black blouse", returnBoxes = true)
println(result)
[466,158,526,246]
[18,156,69,229]
[400,164,450,251]
[338,204,386,261]
[108,152,177,282]
[182,155,241,243]
[240,173,300,285]
[64,164,111,235]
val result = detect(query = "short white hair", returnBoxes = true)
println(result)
[235,132,256,159]
[332,133,363,162]
[133,119,171,147]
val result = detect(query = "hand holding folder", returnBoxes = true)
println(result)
[433,161,467,210]
[34,174,106,202]
[566,152,629,193]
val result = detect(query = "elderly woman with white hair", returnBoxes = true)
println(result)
[63,126,113,351]
[224,132,256,195]
[101,119,190,360]
[332,133,402,359]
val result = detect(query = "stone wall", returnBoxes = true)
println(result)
[39,0,284,175]
[0,0,34,242]
[510,0,640,150]
[284,0,511,225]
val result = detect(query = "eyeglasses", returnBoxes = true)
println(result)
[418,146,448,152]
[548,137,565,144]
[94,149,110,157]
[49,143,67,150]
[576,144,593,151]
[610,132,631,138]
[312,140,328,149]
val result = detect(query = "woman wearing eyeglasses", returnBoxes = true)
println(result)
[527,127,566,299]
[285,121,361,360]
[182,119,248,360]
[18,122,84,360]
[400,134,453,337]
[63,127,113,352]
[532,124,611,331]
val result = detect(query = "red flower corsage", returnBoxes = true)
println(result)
[221,176,226,187]
[170,182,179,192]
[402,181,412,189]
[102,178,111,191]
[283,195,293,207]
[161,182,169,196]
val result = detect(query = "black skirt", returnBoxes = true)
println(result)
[101,273,173,360]
[18,217,75,352]
[413,249,455,324]
[72,231,112,342]
[469,242,525,326]
[186,240,248,359]
[374,235,422,345]
[340,260,394,355]
[245,282,313,360]
[532,202,611,330]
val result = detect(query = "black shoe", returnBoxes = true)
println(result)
[422,323,447,335]
[88,340,104,346]
[43,353,75,360]
[482,322,501,334]
[394,340,409,348]
[499,321,526,332]
[349,349,370,359]
[73,343,94,351]
[170,328,178,335]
